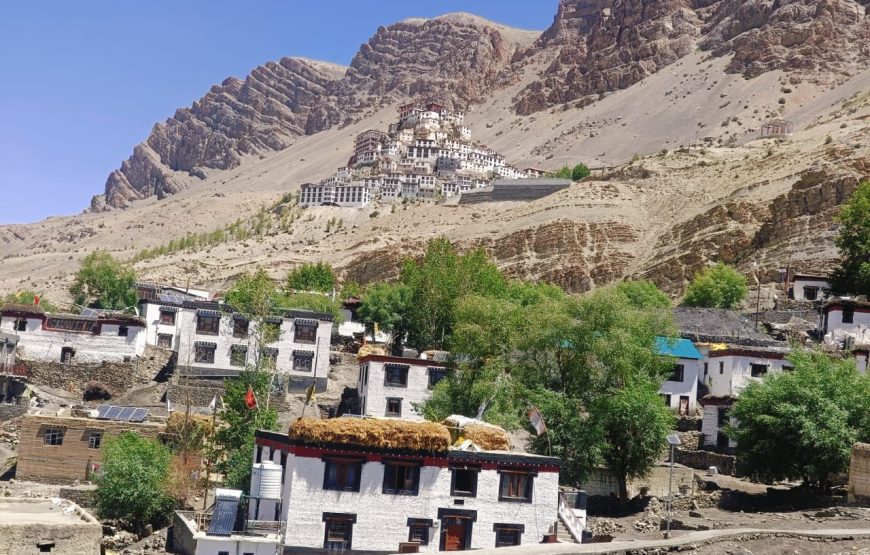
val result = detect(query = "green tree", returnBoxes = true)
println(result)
[69,251,138,310]
[1,290,59,312]
[214,368,279,492]
[95,432,174,531]
[279,292,344,324]
[357,282,411,352]
[588,380,675,498]
[285,263,336,293]
[729,350,870,489]
[615,280,672,309]
[683,263,748,309]
[224,268,279,318]
[831,181,870,296]
[571,163,591,181]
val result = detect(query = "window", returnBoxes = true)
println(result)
[260,348,278,370]
[157,334,173,349]
[196,314,220,335]
[88,431,102,449]
[43,427,64,446]
[662,394,671,407]
[719,361,724,375]
[803,286,818,301]
[703,362,708,378]
[323,514,355,551]
[782,365,794,372]
[494,524,523,547]
[323,458,362,492]
[450,466,479,497]
[263,321,281,343]
[383,460,420,495]
[38,543,55,553]
[14,318,26,332]
[293,351,314,373]
[750,363,768,378]
[46,318,97,333]
[386,398,402,417]
[429,368,447,388]
[498,471,533,502]
[233,318,249,338]
[670,364,684,382]
[843,306,855,324]
[230,345,247,367]
[159,310,176,325]
[384,364,409,387]
[194,343,216,364]
[294,322,317,343]
[218,552,229,555]
[60,347,75,364]
[717,407,730,427]
[118,325,128,337]
[407,518,432,545]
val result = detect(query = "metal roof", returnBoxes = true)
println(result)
[655,337,703,360]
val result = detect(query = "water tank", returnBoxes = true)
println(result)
[251,461,282,500]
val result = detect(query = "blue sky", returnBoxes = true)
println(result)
[0,1,554,224]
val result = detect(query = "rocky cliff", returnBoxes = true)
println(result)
[94,13,535,210]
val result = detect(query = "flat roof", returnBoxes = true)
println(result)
[0,499,98,526]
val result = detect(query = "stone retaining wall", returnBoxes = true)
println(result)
[674,447,736,475]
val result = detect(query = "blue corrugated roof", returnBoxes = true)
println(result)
[656,337,703,360]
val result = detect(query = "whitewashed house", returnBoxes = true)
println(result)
[252,418,565,552]
[0,304,146,365]
[655,337,703,416]
[824,298,870,348]
[356,354,449,420]
[789,274,830,302]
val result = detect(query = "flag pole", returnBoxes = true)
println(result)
[203,396,217,511]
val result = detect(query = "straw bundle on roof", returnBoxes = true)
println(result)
[289,417,452,452]
[460,423,511,451]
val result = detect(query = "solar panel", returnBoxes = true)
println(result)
[208,497,240,537]
[117,407,136,421]
[104,406,123,420]
[129,408,149,423]
[96,405,111,419]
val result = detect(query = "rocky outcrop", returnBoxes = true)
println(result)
[96,14,534,210]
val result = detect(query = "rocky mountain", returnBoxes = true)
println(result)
[94,13,537,210]
[513,0,870,114]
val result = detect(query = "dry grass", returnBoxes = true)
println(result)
[458,423,511,451]
[289,417,452,452]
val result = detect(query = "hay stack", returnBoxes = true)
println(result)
[460,423,511,451]
[289,418,451,452]
[357,344,386,359]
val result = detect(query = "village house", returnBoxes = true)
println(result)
[140,297,333,392]
[0,498,102,555]
[356,353,450,421]
[16,408,165,484]
[655,337,703,416]
[0,304,146,365]
[823,297,870,347]
[249,417,569,553]
[788,273,831,302]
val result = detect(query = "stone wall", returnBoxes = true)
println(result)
[58,487,97,508]
[849,442,870,503]
[674,447,736,476]
[167,379,227,407]
[169,511,197,555]
[578,465,695,498]
[24,359,136,396]
[0,403,27,421]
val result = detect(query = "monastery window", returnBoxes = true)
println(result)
[292,350,314,373]
[843,306,855,324]
[670,364,684,382]
[157,334,173,349]
[407,518,432,545]
[386,398,402,417]
[294,321,318,344]
[159,310,176,326]
[322,513,355,551]
[43,426,65,446]
[323,457,362,492]
[13,318,26,332]
[118,325,129,337]
[384,364,409,387]
[750,363,768,378]
[60,347,75,364]
[493,524,523,547]
[498,470,534,502]
[382,460,421,495]
[450,466,480,498]
[196,313,220,336]
[232,318,249,339]
[88,431,102,449]
[428,368,448,388]
[230,345,247,368]
[194,342,216,364]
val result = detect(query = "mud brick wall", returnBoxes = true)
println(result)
[850,442,870,502]
[674,447,736,476]
[0,403,27,421]
[167,379,227,407]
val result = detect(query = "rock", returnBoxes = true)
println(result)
[689,510,704,518]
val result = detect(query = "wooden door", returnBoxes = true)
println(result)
[444,521,467,551]
[679,396,689,416]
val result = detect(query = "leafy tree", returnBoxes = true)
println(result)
[224,268,279,318]
[571,163,591,181]
[279,292,344,324]
[357,282,411,352]
[552,166,572,179]
[1,290,59,312]
[285,262,336,293]
[339,281,364,300]
[682,263,748,309]
[729,350,870,489]
[69,251,138,310]
[214,368,279,492]
[587,380,674,498]
[95,432,174,531]
[831,181,870,296]
[615,280,671,309]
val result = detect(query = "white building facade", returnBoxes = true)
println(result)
[356,354,449,421]
[0,305,146,365]
[655,338,703,416]
[254,428,561,552]
[790,274,830,302]
[824,299,870,348]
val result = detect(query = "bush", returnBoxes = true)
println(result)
[683,263,748,309]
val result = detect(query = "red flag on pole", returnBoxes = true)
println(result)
[244,385,258,410]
